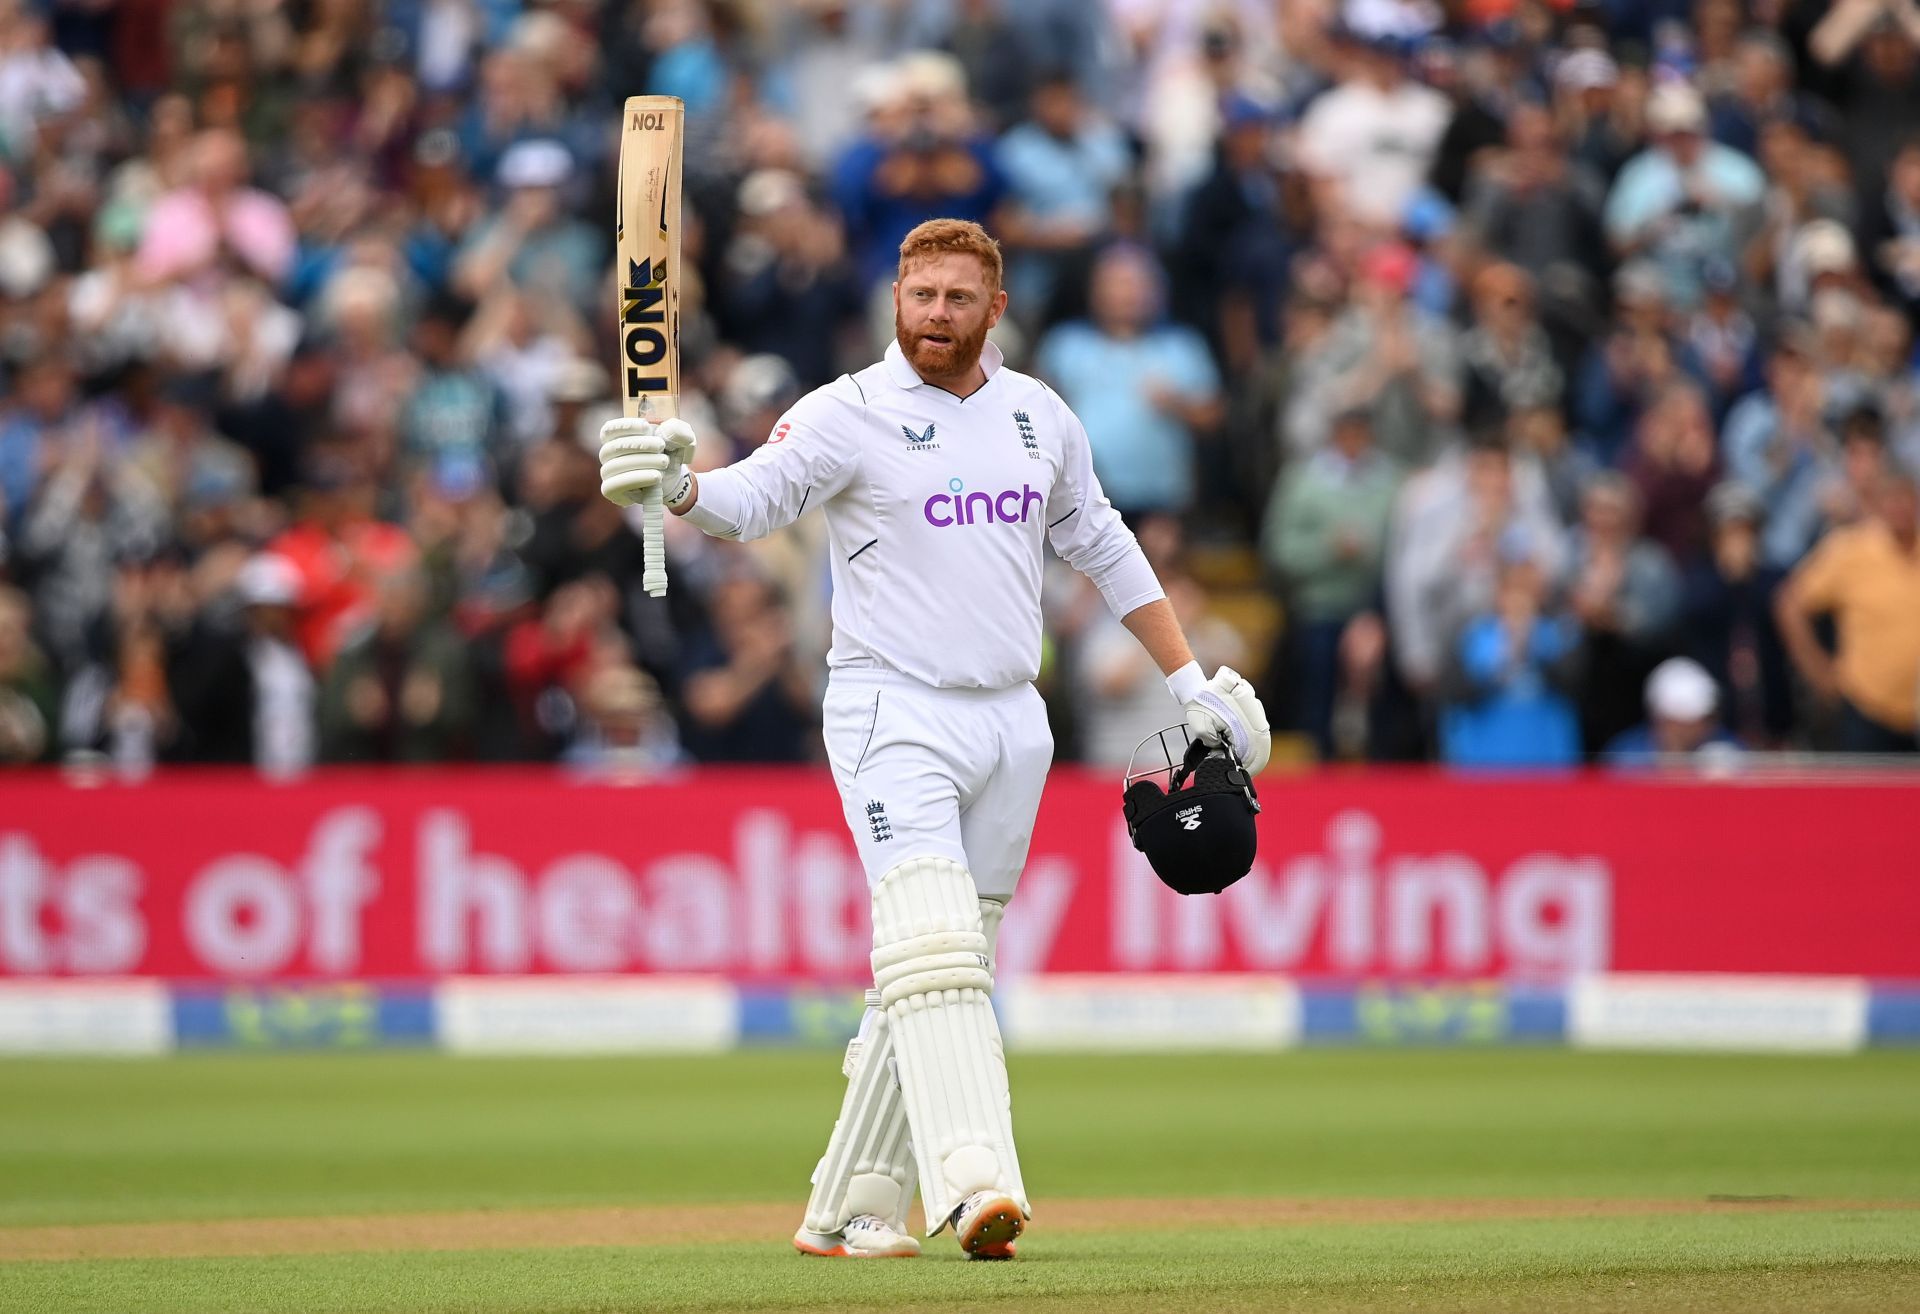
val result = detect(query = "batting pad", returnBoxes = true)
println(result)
[870,857,1029,1232]
[801,990,916,1235]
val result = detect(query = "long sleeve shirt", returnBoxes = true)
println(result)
[688,340,1164,690]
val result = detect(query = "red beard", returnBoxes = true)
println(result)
[896,313,990,382]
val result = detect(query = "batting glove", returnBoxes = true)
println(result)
[599,416,697,509]
[1168,662,1272,774]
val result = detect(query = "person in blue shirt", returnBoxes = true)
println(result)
[994,73,1131,319]
[1033,244,1224,516]
[1438,539,1585,769]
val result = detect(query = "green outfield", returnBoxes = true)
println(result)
[4,1050,1918,1313]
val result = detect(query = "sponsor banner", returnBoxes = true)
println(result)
[171,983,435,1049]
[2,771,1918,982]
[1300,981,1566,1045]
[998,975,1300,1051]
[736,986,866,1047]
[1866,988,1920,1045]
[436,977,737,1054]
[0,980,172,1054]
[1569,973,1870,1053]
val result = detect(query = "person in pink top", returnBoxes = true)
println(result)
[134,129,295,288]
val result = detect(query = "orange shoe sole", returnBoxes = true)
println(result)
[958,1195,1024,1260]
[792,1237,917,1259]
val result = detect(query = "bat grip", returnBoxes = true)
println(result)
[641,481,668,597]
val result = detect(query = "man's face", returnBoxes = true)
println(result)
[893,253,1006,383]
[1879,482,1920,540]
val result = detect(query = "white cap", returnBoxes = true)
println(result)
[1646,657,1718,722]
[497,139,573,190]
[1793,219,1858,278]
[1556,49,1619,92]
[1646,82,1707,135]
[737,168,804,218]
[237,553,301,608]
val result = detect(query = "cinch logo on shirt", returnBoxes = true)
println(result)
[923,478,1044,527]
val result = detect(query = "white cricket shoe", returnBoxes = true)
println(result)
[792,1214,921,1258]
[951,1190,1023,1260]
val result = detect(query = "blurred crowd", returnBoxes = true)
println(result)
[2,0,1918,776]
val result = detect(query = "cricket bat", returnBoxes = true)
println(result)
[616,95,683,598]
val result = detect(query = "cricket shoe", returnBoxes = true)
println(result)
[792,1215,920,1258]
[951,1190,1023,1260]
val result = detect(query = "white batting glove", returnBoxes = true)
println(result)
[1168,662,1271,774]
[598,416,697,509]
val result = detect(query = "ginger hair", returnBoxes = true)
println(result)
[897,218,1003,291]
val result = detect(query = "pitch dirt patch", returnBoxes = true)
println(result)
[4,1197,1913,1264]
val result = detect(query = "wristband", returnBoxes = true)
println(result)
[1166,660,1205,706]
[664,468,695,510]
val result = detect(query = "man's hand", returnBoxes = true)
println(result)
[1170,663,1272,774]
[599,416,697,509]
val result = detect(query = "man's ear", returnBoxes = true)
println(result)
[989,287,1008,326]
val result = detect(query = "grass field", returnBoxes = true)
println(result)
[3,1049,1917,1313]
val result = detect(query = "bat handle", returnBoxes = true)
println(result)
[641,481,668,597]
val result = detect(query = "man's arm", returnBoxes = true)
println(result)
[1774,569,1841,704]
[1121,597,1195,679]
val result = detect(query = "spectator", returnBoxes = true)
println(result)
[1623,381,1719,566]
[994,72,1131,321]
[1294,27,1452,229]
[167,553,315,775]
[714,170,865,389]
[1459,262,1563,430]
[1263,407,1399,758]
[1566,473,1682,752]
[1604,81,1764,311]
[1775,469,1920,753]
[561,663,685,778]
[319,565,475,762]
[1287,241,1461,467]
[400,293,506,490]
[1682,480,1794,746]
[680,572,815,763]
[1387,431,1567,698]
[834,53,1005,286]
[1572,261,1689,465]
[268,450,418,671]
[1460,98,1608,322]
[133,129,295,288]
[453,138,602,313]
[1603,655,1743,766]
[1437,543,1585,769]
[1035,244,1223,516]
[0,587,56,764]
[1863,135,1920,328]
[1723,335,1842,570]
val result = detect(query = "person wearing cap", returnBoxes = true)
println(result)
[1602,656,1743,765]
[1604,80,1764,308]
[1294,20,1452,229]
[1776,468,1920,753]
[452,138,602,312]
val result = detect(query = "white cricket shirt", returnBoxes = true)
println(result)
[688,340,1166,689]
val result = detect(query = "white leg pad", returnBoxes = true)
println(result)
[801,989,916,1235]
[870,857,1028,1233]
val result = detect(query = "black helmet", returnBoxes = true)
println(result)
[1121,727,1261,896]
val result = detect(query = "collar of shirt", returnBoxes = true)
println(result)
[882,338,1005,391]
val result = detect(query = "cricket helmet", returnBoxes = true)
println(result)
[1121,726,1262,896]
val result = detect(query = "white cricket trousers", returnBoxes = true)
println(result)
[821,667,1053,902]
